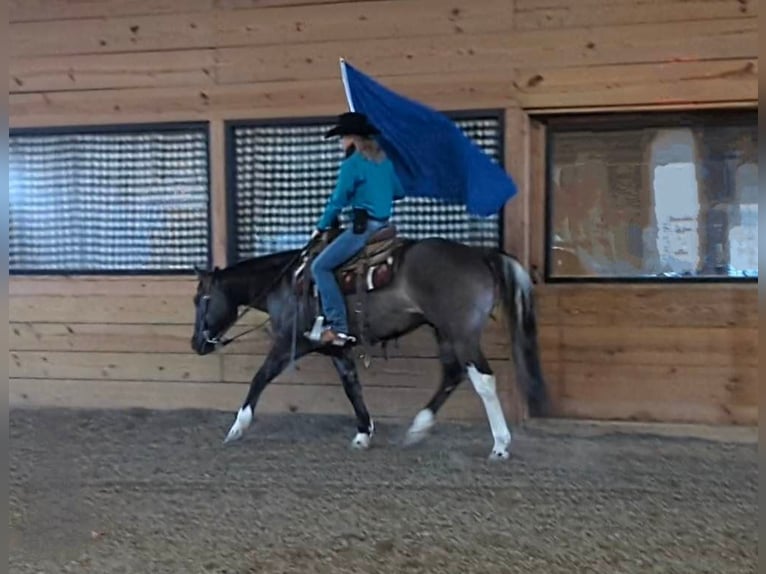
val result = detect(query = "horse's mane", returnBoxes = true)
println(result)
[220,248,302,279]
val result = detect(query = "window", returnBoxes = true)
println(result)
[544,110,757,281]
[9,123,211,274]
[227,113,503,261]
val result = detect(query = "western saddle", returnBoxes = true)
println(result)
[295,224,404,296]
[294,224,406,364]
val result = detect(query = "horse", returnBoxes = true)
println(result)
[190,227,550,460]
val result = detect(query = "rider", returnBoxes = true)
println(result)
[309,111,404,346]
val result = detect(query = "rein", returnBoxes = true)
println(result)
[201,243,311,349]
[202,301,269,348]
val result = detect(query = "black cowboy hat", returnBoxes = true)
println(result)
[324,111,380,139]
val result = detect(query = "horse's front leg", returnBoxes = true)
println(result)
[330,349,374,450]
[224,340,306,444]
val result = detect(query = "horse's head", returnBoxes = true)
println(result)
[191,265,239,356]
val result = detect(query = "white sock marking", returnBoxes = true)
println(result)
[467,364,511,459]
[224,405,253,443]
[351,432,371,449]
[410,409,435,433]
[404,408,435,445]
[351,419,374,450]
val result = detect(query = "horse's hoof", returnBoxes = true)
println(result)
[351,432,371,450]
[488,448,510,461]
[403,409,434,447]
[223,429,242,444]
[402,429,429,447]
[224,406,252,444]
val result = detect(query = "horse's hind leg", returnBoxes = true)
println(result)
[465,350,512,460]
[331,349,374,450]
[404,337,465,445]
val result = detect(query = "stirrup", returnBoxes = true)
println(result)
[304,316,357,346]
[304,316,326,342]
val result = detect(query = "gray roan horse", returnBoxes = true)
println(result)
[190,227,550,460]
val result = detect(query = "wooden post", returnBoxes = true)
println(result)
[209,119,228,269]
[503,106,531,268]
[499,106,532,425]
[208,119,228,383]
[528,119,547,282]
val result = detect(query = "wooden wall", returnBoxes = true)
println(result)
[8,0,758,125]
[9,0,759,426]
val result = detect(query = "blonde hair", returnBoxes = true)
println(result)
[352,136,386,163]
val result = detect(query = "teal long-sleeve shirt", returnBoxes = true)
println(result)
[316,151,405,231]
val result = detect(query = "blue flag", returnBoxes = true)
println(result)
[340,59,517,217]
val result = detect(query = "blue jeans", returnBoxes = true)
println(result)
[310,219,388,333]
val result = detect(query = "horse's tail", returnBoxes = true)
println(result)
[487,250,551,418]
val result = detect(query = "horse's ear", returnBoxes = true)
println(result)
[193,264,207,279]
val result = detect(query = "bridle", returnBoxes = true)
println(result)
[196,240,314,350]
[198,293,270,348]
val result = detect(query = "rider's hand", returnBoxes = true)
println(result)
[310,229,322,240]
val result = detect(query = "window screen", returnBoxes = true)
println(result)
[544,110,757,281]
[228,113,503,261]
[9,123,211,273]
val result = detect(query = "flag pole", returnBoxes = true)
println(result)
[339,58,355,112]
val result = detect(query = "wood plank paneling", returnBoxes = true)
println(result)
[10,0,513,57]
[222,354,514,387]
[9,18,755,125]
[539,285,758,425]
[10,322,198,353]
[214,34,513,85]
[214,19,755,85]
[558,326,758,368]
[10,350,222,382]
[509,18,757,67]
[9,71,517,127]
[503,106,531,266]
[549,284,757,328]
[501,106,532,422]
[8,321,561,364]
[10,0,214,23]
[10,49,216,93]
[515,59,758,110]
[11,60,756,125]
[12,10,755,63]
[8,0,759,427]
[514,0,755,30]
[515,0,748,8]
[215,0,513,48]
[10,295,196,324]
[216,0,405,10]
[10,11,215,57]
[10,379,248,411]
[10,378,487,420]
[554,363,757,424]
[9,276,196,296]
[9,275,757,424]
[8,291,559,331]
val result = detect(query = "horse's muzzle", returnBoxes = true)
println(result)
[191,332,216,356]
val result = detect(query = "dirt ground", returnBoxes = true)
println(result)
[9,407,757,574]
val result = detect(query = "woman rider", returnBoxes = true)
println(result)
[308,112,404,346]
